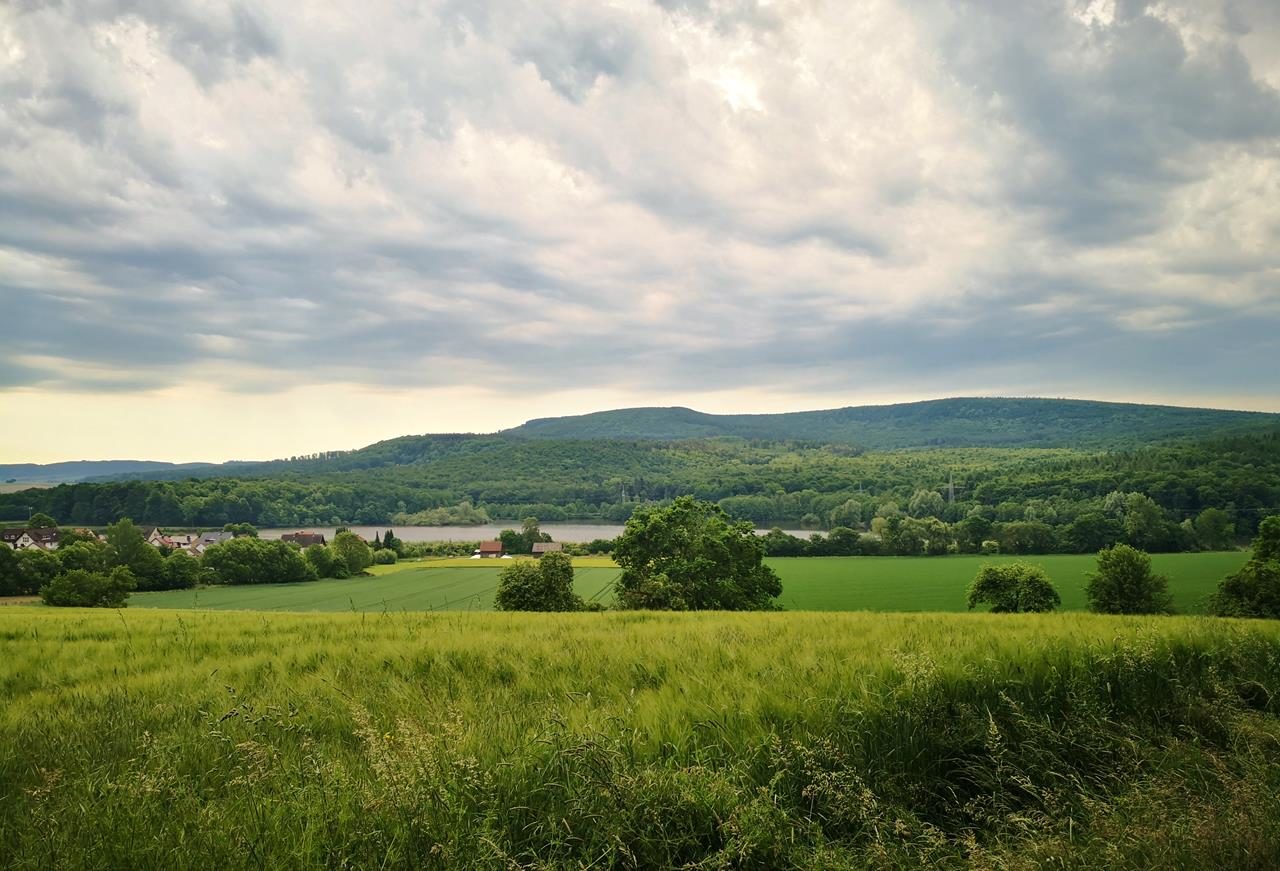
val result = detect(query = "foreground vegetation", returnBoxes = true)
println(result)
[4,608,1280,868]
[121,552,1249,613]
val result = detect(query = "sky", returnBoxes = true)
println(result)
[2,0,1279,463]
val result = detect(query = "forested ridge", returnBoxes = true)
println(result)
[3,429,1278,544]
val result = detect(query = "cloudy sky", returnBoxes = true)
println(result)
[2,0,1278,462]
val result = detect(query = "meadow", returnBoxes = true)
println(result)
[3,607,1280,868]
[127,552,1250,614]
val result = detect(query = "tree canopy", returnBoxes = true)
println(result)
[966,562,1060,613]
[614,496,782,611]
[1085,544,1173,614]
[495,552,584,612]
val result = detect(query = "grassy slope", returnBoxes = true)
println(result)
[3,609,1280,868]
[126,552,1249,614]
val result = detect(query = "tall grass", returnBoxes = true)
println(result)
[3,609,1280,868]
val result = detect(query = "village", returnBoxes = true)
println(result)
[0,523,564,560]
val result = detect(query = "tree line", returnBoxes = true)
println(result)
[1,431,1275,544]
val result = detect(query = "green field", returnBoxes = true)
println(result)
[128,552,1249,613]
[4,607,1280,868]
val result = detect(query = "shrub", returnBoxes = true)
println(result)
[40,567,135,607]
[495,552,584,612]
[305,544,348,579]
[372,548,398,565]
[966,562,1060,612]
[980,540,1000,555]
[203,538,317,585]
[1085,544,1173,614]
[1209,519,1280,618]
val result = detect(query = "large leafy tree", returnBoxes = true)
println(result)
[0,546,19,597]
[1209,517,1280,618]
[105,518,166,590]
[1085,544,1173,614]
[614,496,782,611]
[966,562,1060,613]
[495,552,583,611]
[15,548,61,595]
[332,531,373,575]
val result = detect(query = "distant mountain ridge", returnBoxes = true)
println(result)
[6,397,1278,485]
[0,460,219,484]
[503,397,1279,449]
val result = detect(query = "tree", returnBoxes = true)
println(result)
[105,519,166,590]
[222,522,259,538]
[0,546,19,597]
[614,496,781,611]
[967,562,1060,613]
[27,512,57,529]
[495,551,584,611]
[203,538,317,585]
[1209,560,1280,619]
[1253,516,1280,562]
[332,531,373,575]
[1085,544,1173,614]
[382,529,403,556]
[304,544,347,579]
[1209,518,1280,618]
[499,529,524,555]
[15,548,61,595]
[1192,508,1234,551]
[1121,494,1168,551]
[161,551,203,590]
[1063,512,1122,554]
[521,517,552,554]
[908,489,945,519]
[58,541,108,574]
[41,567,135,607]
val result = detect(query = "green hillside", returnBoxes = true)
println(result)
[505,397,1280,448]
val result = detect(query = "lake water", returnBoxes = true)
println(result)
[259,523,814,543]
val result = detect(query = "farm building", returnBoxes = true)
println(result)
[476,541,504,558]
[282,531,327,548]
[0,528,59,551]
[531,542,563,556]
[191,531,234,554]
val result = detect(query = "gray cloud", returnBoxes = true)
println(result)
[0,0,1277,406]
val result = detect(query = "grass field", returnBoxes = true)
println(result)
[127,551,1249,614]
[3,607,1280,868]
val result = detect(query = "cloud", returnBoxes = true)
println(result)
[0,0,1276,440]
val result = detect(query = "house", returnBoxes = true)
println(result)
[282,531,327,548]
[476,540,504,558]
[147,528,197,550]
[0,528,60,551]
[191,531,235,554]
[531,542,563,556]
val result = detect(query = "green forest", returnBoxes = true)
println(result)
[2,425,1278,554]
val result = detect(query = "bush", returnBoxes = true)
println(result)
[372,548,398,565]
[304,544,348,579]
[160,552,203,590]
[966,562,1060,613]
[980,540,1000,555]
[40,567,135,607]
[203,538,317,585]
[15,548,61,595]
[332,531,374,575]
[1209,518,1280,618]
[495,552,584,612]
[1085,544,1173,614]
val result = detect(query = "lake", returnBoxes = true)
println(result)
[258,523,814,543]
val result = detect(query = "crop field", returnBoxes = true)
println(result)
[126,552,1249,614]
[3,607,1280,868]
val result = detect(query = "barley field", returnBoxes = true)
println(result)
[3,607,1280,868]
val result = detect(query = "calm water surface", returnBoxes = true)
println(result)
[259,523,812,543]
